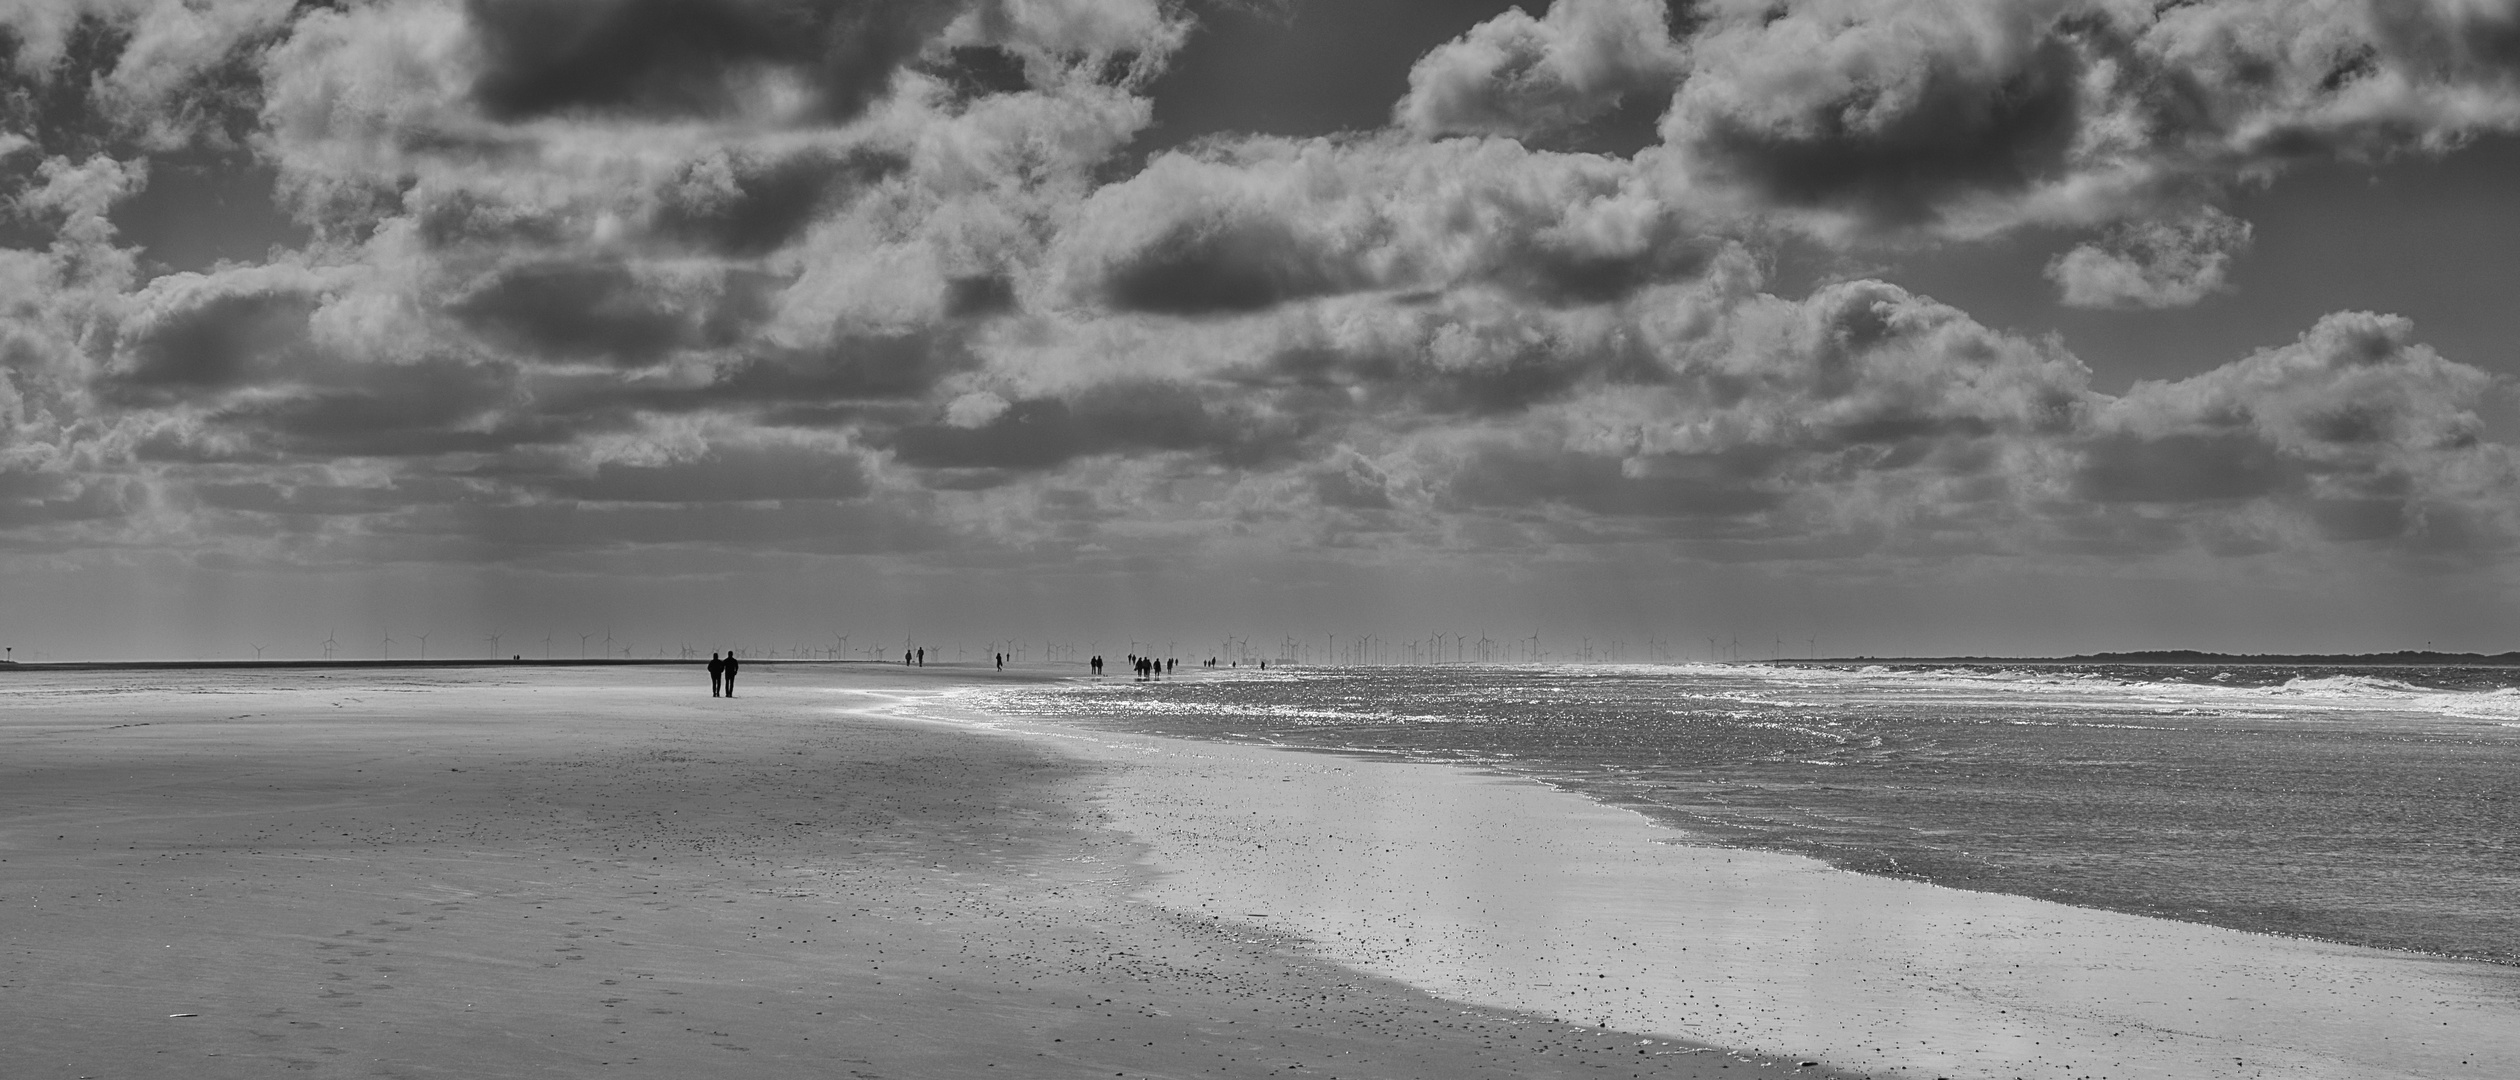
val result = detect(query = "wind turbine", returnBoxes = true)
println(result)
[580,632,593,659]
[543,633,553,660]
[486,632,502,658]
[382,633,393,660]
[251,643,266,661]
[322,630,337,660]
[418,632,429,659]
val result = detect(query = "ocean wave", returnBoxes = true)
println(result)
[1791,664,2520,721]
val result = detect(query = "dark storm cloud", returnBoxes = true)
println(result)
[111,286,317,394]
[447,259,767,366]
[1483,227,1720,307]
[465,0,967,123]
[1100,213,1350,315]
[97,262,338,406]
[1672,29,2084,228]
[200,356,566,459]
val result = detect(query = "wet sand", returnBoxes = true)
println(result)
[903,685,2520,1080]
[1,664,1789,1080]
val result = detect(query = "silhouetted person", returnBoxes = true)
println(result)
[904,649,912,665]
[917,646,925,667]
[708,652,725,697]
[723,652,740,697]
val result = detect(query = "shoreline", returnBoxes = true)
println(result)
[904,680,2520,1080]
[1,662,1812,1079]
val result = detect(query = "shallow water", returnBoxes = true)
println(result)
[978,662,2520,966]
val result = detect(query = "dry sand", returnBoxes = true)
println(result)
[1,663,1793,1080]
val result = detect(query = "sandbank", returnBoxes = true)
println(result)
[2,663,1784,1079]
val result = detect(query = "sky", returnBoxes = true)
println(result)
[5,0,2520,661]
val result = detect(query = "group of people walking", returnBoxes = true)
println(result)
[704,645,1273,694]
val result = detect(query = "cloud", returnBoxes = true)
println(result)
[2083,310,2515,546]
[2,0,2516,582]
[1652,0,2520,239]
[1048,135,1724,314]
[445,257,764,366]
[463,0,970,123]
[106,262,328,397]
[1658,1,2090,232]
[540,438,871,502]
[2047,205,2253,309]
[883,377,1304,477]
[98,0,297,150]
[650,145,907,255]
[1395,0,1686,141]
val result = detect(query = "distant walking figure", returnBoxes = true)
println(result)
[995,652,1004,671]
[916,647,925,667]
[904,649,912,666]
[708,652,725,697]
[723,652,740,697]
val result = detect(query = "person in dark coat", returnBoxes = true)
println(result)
[708,652,725,697]
[722,651,740,697]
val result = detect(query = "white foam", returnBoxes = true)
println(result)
[1785,664,2520,722]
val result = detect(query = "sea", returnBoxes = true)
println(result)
[974,661,2520,967]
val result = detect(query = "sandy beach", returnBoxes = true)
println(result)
[1,663,1783,1080]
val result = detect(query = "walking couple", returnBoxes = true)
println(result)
[708,652,740,697]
